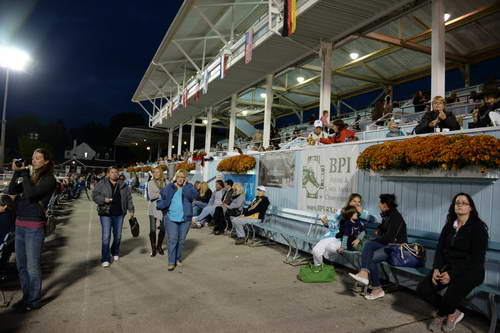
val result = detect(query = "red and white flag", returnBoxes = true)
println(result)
[220,53,229,79]
[182,88,188,108]
[245,28,254,64]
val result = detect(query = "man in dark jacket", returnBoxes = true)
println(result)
[469,90,499,129]
[230,186,270,245]
[92,167,134,267]
[414,96,460,134]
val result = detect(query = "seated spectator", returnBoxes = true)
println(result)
[311,193,374,266]
[414,96,460,134]
[469,90,483,104]
[231,186,270,245]
[413,90,428,112]
[469,89,499,129]
[349,194,407,300]
[320,110,329,127]
[213,182,245,235]
[308,120,328,144]
[192,182,212,216]
[192,180,226,228]
[417,193,488,332]
[352,115,361,131]
[320,119,356,144]
[446,91,457,105]
[0,195,15,270]
[386,121,405,137]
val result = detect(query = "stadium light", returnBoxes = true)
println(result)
[296,76,305,83]
[444,13,451,21]
[349,52,359,60]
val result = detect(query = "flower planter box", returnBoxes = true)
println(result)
[370,167,499,183]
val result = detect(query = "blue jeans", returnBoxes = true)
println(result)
[360,240,389,288]
[192,201,208,215]
[15,226,45,307]
[99,215,124,263]
[195,205,216,225]
[164,219,190,265]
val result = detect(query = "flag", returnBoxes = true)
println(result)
[202,69,209,94]
[281,0,297,37]
[245,28,254,64]
[182,88,188,108]
[194,83,201,101]
[219,53,229,79]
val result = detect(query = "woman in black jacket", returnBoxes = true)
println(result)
[349,194,407,300]
[8,148,56,312]
[414,96,460,134]
[417,193,488,332]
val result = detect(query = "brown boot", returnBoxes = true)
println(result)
[157,230,165,255]
[149,232,156,257]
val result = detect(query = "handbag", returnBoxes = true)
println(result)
[97,181,119,216]
[385,243,426,267]
[298,264,336,283]
[129,217,140,237]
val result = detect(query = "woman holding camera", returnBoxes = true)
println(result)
[7,148,57,312]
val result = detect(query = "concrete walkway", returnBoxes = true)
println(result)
[0,195,490,333]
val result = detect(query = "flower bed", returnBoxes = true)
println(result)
[357,135,500,172]
[175,162,196,172]
[217,155,256,174]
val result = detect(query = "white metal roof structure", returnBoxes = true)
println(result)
[133,0,500,132]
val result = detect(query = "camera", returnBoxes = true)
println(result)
[14,159,25,168]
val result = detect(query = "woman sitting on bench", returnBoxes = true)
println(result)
[349,194,407,300]
[311,193,373,266]
[417,193,488,332]
[231,186,270,245]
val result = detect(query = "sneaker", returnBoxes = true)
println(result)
[176,261,183,267]
[113,256,119,262]
[348,273,369,286]
[364,290,385,300]
[101,261,110,268]
[235,238,245,245]
[443,310,464,332]
[167,265,175,271]
[429,316,446,332]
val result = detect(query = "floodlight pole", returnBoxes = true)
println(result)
[0,69,10,168]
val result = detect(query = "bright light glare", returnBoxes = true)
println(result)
[444,13,451,21]
[146,146,151,150]
[242,110,248,116]
[202,119,208,124]
[296,76,305,83]
[0,46,31,71]
[183,141,187,145]
[349,52,359,60]
[260,93,266,98]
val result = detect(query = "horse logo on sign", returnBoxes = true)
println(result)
[302,156,324,199]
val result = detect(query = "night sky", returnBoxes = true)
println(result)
[0,0,183,127]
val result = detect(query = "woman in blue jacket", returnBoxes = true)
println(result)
[157,169,199,271]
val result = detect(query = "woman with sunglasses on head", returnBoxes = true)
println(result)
[417,193,488,332]
[157,169,199,271]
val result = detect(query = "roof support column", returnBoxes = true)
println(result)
[177,124,183,156]
[205,108,213,153]
[336,100,341,117]
[168,129,173,159]
[263,74,273,148]
[319,41,332,120]
[190,117,196,152]
[228,94,237,152]
[431,0,445,99]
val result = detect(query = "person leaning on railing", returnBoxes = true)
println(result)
[469,89,499,129]
[8,148,57,312]
[320,119,356,144]
[414,96,460,134]
[417,193,488,332]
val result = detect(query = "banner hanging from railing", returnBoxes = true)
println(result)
[259,151,295,188]
[298,145,359,214]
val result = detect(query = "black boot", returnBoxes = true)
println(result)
[157,230,165,255]
[149,232,157,257]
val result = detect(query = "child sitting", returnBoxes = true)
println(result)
[311,206,365,266]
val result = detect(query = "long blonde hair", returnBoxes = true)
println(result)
[199,182,209,197]
[232,182,244,196]
[152,167,165,188]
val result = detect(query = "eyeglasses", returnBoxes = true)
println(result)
[455,201,470,206]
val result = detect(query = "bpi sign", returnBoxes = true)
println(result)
[299,145,359,214]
